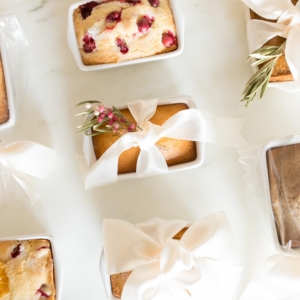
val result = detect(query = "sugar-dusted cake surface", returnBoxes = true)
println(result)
[92,103,198,174]
[249,0,298,82]
[73,0,177,65]
[0,239,56,300]
[267,144,300,248]
[0,56,8,125]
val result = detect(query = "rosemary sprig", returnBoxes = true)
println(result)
[241,41,286,107]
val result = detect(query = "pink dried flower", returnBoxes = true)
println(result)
[99,105,105,112]
[108,119,114,126]
[97,116,103,122]
[107,112,113,119]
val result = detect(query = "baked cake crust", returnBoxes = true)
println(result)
[0,239,56,300]
[73,0,177,65]
[249,0,298,82]
[0,56,9,125]
[267,144,300,248]
[92,103,198,174]
[110,227,187,298]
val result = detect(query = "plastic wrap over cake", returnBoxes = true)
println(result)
[243,0,300,92]
[0,12,29,131]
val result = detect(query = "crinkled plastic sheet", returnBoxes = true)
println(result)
[239,134,300,252]
[0,12,29,129]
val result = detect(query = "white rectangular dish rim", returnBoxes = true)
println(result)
[0,35,17,131]
[261,134,300,251]
[0,233,63,300]
[244,7,300,93]
[67,0,184,71]
[84,95,205,186]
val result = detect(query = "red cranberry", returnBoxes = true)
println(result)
[11,244,21,258]
[116,38,128,54]
[79,1,99,19]
[162,31,177,48]
[82,35,96,53]
[126,0,141,4]
[106,11,121,22]
[137,16,154,33]
[148,0,159,7]
[37,288,49,298]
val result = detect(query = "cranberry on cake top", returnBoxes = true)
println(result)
[73,0,177,65]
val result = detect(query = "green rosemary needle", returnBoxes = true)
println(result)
[241,41,286,107]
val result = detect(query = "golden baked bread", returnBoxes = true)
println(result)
[0,239,56,300]
[110,227,187,297]
[249,0,298,82]
[73,0,177,65]
[92,103,198,174]
[0,56,9,125]
[267,144,300,248]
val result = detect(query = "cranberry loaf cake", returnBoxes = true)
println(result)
[73,0,178,65]
[267,144,300,248]
[92,103,197,174]
[249,0,298,82]
[0,56,8,125]
[0,239,56,299]
[110,227,187,297]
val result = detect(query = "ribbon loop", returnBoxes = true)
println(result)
[103,213,241,300]
[0,141,55,204]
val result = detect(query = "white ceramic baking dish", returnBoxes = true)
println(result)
[67,0,184,71]
[0,234,63,299]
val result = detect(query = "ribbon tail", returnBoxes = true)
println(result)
[285,26,300,85]
[84,133,137,189]
[201,112,247,147]
[136,147,168,177]
[240,254,300,299]
[247,20,286,53]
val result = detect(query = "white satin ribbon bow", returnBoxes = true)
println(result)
[243,0,300,84]
[103,212,241,300]
[0,141,55,204]
[80,98,246,189]
[241,254,300,300]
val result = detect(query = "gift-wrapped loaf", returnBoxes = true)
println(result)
[0,56,8,125]
[73,0,177,65]
[92,103,197,174]
[249,0,298,82]
[0,239,56,299]
[267,144,300,248]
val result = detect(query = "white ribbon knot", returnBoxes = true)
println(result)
[84,99,205,189]
[0,141,55,204]
[103,212,241,300]
[243,0,300,84]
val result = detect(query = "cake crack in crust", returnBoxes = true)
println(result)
[73,0,177,64]
[267,144,300,248]
[0,240,56,300]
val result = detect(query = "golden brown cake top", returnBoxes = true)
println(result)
[0,239,56,300]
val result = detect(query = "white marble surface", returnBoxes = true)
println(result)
[1,0,300,299]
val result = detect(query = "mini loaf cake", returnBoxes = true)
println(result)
[92,103,197,174]
[0,56,8,125]
[0,239,56,300]
[73,0,177,65]
[110,227,187,297]
[249,0,298,82]
[267,144,300,248]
